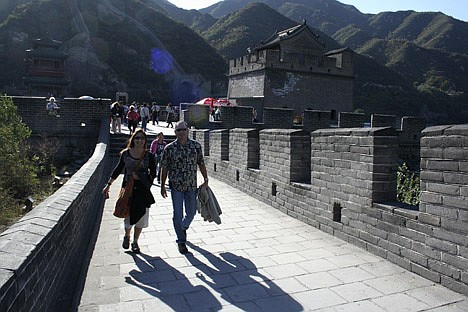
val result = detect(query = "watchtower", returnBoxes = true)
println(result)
[227,21,354,120]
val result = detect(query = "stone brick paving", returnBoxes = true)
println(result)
[78,176,468,311]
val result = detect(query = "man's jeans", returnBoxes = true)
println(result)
[141,117,148,131]
[171,190,197,243]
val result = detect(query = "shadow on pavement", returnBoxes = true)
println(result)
[186,243,304,312]
[126,252,222,311]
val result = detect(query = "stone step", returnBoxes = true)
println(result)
[109,133,175,157]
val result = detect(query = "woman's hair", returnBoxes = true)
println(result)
[157,132,164,138]
[111,101,119,107]
[122,128,147,153]
[129,105,135,111]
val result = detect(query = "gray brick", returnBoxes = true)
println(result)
[441,253,468,271]
[418,212,441,226]
[425,160,459,171]
[378,239,401,255]
[425,204,458,219]
[428,259,461,279]
[400,247,428,266]
[462,272,468,284]
[425,237,458,255]
[443,172,468,184]
[366,243,387,258]
[399,227,428,243]
[426,183,460,195]
[411,241,441,260]
[375,220,400,234]
[387,252,411,270]
[441,276,468,296]
[443,195,467,209]
[420,170,444,182]
[441,218,468,235]
[388,233,412,249]
[443,147,468,160]
[411,262,441,283]
[432,228,468,246]
[420,192,443,205]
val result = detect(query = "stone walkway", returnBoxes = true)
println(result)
[77,176,468,312]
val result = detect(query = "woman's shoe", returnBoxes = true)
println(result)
[122,236,130,249]
[131,242,140,253]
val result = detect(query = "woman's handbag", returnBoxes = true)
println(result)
[113,150,146,218]
[113,177,134,218]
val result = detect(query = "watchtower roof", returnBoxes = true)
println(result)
[255,20,324,51]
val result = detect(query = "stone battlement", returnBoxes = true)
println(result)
[192,124,468,295]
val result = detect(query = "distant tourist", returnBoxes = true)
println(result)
[160,121,209,254]
[46,96,59,116]
[110,101,123,133]
[151,102,160,125]
[166,103,174,128]
[139,103,150,132]
[121,102,129,125]
[102,129,156,253]
[126,105,139,133]
[149,132,167,184]
[252,108,258,122]
[214,106,221,121]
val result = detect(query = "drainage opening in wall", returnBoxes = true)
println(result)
[214,163,217,172]
[236,170,240,182]
[271,182,277,196]
[333,202,342,222]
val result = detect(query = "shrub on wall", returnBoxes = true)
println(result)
[0,96,55,230]
[397,162,420,206]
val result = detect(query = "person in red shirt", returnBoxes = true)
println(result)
[126,105,139,133]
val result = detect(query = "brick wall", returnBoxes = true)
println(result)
[0,118,110,311]
[338,112,367,128]
[12,96,111,163]
[417,124,468,292]
[194,124,468,295]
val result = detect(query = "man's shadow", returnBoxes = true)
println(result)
[186,243,303,312]
[125,252,222,311]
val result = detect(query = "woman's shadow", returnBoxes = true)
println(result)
[125,252,222,311]
[186,243,303,312]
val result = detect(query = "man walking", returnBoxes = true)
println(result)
[140,103,150,131]
[160,121,209,254]
[151,102,160,125]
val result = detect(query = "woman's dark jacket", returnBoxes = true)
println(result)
[111,150,156,224]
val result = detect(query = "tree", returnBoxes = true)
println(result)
[0,96,39,216]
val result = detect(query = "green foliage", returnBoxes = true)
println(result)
[396,162,420,206]
[0,96,54,230]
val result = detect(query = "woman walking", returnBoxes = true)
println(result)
[126,105,139,134]
[102,129,156,253]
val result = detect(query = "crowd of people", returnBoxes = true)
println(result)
[109,101,178,134]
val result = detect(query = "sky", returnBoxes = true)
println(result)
[167,0,468,22]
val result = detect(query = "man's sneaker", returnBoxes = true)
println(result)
[178,243,189,254]
[131,242,140,253]
[122,236,130,249]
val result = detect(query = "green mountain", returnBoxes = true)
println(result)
[0,0,227,102]
[196,0,468,124]
[1,0,467,124]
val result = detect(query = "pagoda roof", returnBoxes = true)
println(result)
[26,48,68,59]
[255,21,324,51]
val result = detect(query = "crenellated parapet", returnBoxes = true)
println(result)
[191,124,468,295]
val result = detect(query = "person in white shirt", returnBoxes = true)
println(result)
[139,103,150,131]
